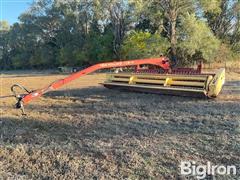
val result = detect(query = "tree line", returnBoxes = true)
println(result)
[0,0,239,69]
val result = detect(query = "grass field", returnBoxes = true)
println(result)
[0,71,240,179]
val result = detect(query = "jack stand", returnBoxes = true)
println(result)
[16,100,27,116]
[20,105,27,116]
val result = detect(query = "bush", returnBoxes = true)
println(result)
[121,31,170,59]
[178,14,220,64]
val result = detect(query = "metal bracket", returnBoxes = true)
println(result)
[15,98,27,116]
[11,84,30,116]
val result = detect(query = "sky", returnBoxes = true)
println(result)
[0,0,33,25]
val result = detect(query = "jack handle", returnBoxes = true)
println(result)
[11,84,31,115]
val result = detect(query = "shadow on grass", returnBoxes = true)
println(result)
[47,87,109,99]
[1,113,238,147]
[45,86,204,103]
[18,87,239,142]
[0,117,76,145]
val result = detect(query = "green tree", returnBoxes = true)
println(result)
[0,21,10,31]
[0,21,10,69]
[179,14,220,64]
[121,31,170,59]
[1,0,237,70]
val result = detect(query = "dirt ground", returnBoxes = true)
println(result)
[0,71,240,179]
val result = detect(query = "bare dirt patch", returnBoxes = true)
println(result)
[0,72,240,179]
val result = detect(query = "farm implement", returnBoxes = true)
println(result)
[10,57,225,115]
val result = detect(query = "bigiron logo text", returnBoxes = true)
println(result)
[180,161,237,179]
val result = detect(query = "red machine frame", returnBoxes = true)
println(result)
[11,57,170,114]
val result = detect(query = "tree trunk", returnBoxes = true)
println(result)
[169,13,177,66]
